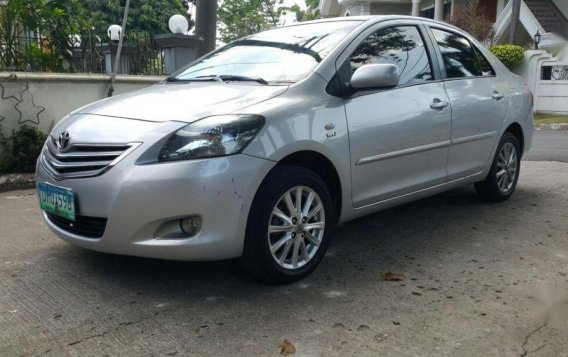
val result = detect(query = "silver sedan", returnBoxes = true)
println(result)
[36,16,533,283]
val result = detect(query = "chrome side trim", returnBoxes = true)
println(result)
[355,131,497,166]
[451,131,497,145]
[355,140,451,166]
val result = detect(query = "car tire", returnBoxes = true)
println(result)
[475,132,521,202]
[241,165,335,284]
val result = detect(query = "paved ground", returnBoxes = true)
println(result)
[1,151,568,356]
[524,130,568,163]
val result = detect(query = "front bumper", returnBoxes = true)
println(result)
[36,152,274,261]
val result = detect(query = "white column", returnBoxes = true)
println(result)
[434,0,444,21]
[412,0,421,17]
[360,3,371,15]
[496,0,505,17]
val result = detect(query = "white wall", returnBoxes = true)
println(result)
[0,73,162,136]
[420,0,436,10]
[535,55,568,114]
[518,50,568,114]
[536,81,568,114]
[370,2,410,15]
[340,3,370,16]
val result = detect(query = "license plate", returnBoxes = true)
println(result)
[38,182,75,221]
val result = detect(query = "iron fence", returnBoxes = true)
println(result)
[0,32,165,75]
[541,65,568,81]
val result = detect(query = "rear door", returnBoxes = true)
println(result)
[339,21,452,207]
[427,27,508,180]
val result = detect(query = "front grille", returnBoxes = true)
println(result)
[46,212,107,238]
[41,138,139,180]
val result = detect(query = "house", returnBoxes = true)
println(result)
[321,0,568,43]
[319,0,568,114]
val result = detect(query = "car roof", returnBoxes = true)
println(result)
[289,15,499,83]
[286,15,465,34]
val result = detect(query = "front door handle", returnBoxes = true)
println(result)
[492,91,505,100]
[430,98,449,110]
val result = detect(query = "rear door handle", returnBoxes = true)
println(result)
[492,91,505,100]
[430,98,449,110]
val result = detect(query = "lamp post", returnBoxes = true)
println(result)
[107,24,122,43]
[107,0,131,97]
[534,30,541,50]
[195,0,217,57]
[168,14,189,35]
[154,14,199,75]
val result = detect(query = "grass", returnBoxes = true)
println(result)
[534,113,568,125]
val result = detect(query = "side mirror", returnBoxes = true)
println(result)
[350,63,399,90]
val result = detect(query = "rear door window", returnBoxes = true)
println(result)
[473,46,495,76]
[431,28,482,78]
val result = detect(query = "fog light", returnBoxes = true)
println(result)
[154,216,202,239]
[180,218,196,236]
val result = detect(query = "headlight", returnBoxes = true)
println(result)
[158,114,265,161]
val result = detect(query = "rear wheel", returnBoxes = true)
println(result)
[475,132,521,202]
[241,165,334,284]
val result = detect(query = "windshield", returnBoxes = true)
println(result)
[173,21,361,84]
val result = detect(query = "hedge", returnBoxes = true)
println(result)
[490,44,525,70]
[0,125,47,174]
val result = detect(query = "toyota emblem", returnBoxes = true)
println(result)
[57,131,71,150]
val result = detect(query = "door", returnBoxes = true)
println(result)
[342,25,452,207]
[429,27,509,180]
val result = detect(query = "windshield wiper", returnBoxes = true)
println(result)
[165,75,223,82]
[217,75,268,85]
[166,74,268,85]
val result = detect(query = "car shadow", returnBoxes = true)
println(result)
[56,183,536,303]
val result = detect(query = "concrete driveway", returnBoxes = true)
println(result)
[1,160,567,356]
[524,130,568,163]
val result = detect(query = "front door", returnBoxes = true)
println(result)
[342,24,452,208]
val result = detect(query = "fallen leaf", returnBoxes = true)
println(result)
[384,272,406,281]
[333,322,347,329]
[279,340,296,355]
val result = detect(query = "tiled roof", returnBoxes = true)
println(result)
[524,0,568,38]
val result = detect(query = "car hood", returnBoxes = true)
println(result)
[72,82,289,123]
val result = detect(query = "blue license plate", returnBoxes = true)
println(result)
[38,182,75,221]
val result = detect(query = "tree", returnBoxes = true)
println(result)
[0,0,89,71]
[289,0,320,22]
[76,0,187,74]
[78,0,187,40]
[0,0,187,72]
[449,0,495,44]
[217,0,283,43]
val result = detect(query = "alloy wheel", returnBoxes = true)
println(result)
[267,186,325,270]
[496,142,518,193]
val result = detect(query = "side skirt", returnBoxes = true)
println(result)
[339,170,486,224]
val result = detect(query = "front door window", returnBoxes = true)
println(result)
[349,26,433,86]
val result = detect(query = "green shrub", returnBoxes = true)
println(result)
[0,125,48,174]
[490,44,525,70]
[22,43,64,72]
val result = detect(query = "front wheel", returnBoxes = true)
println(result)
[241,166,335,284]
[475,132,521,202]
